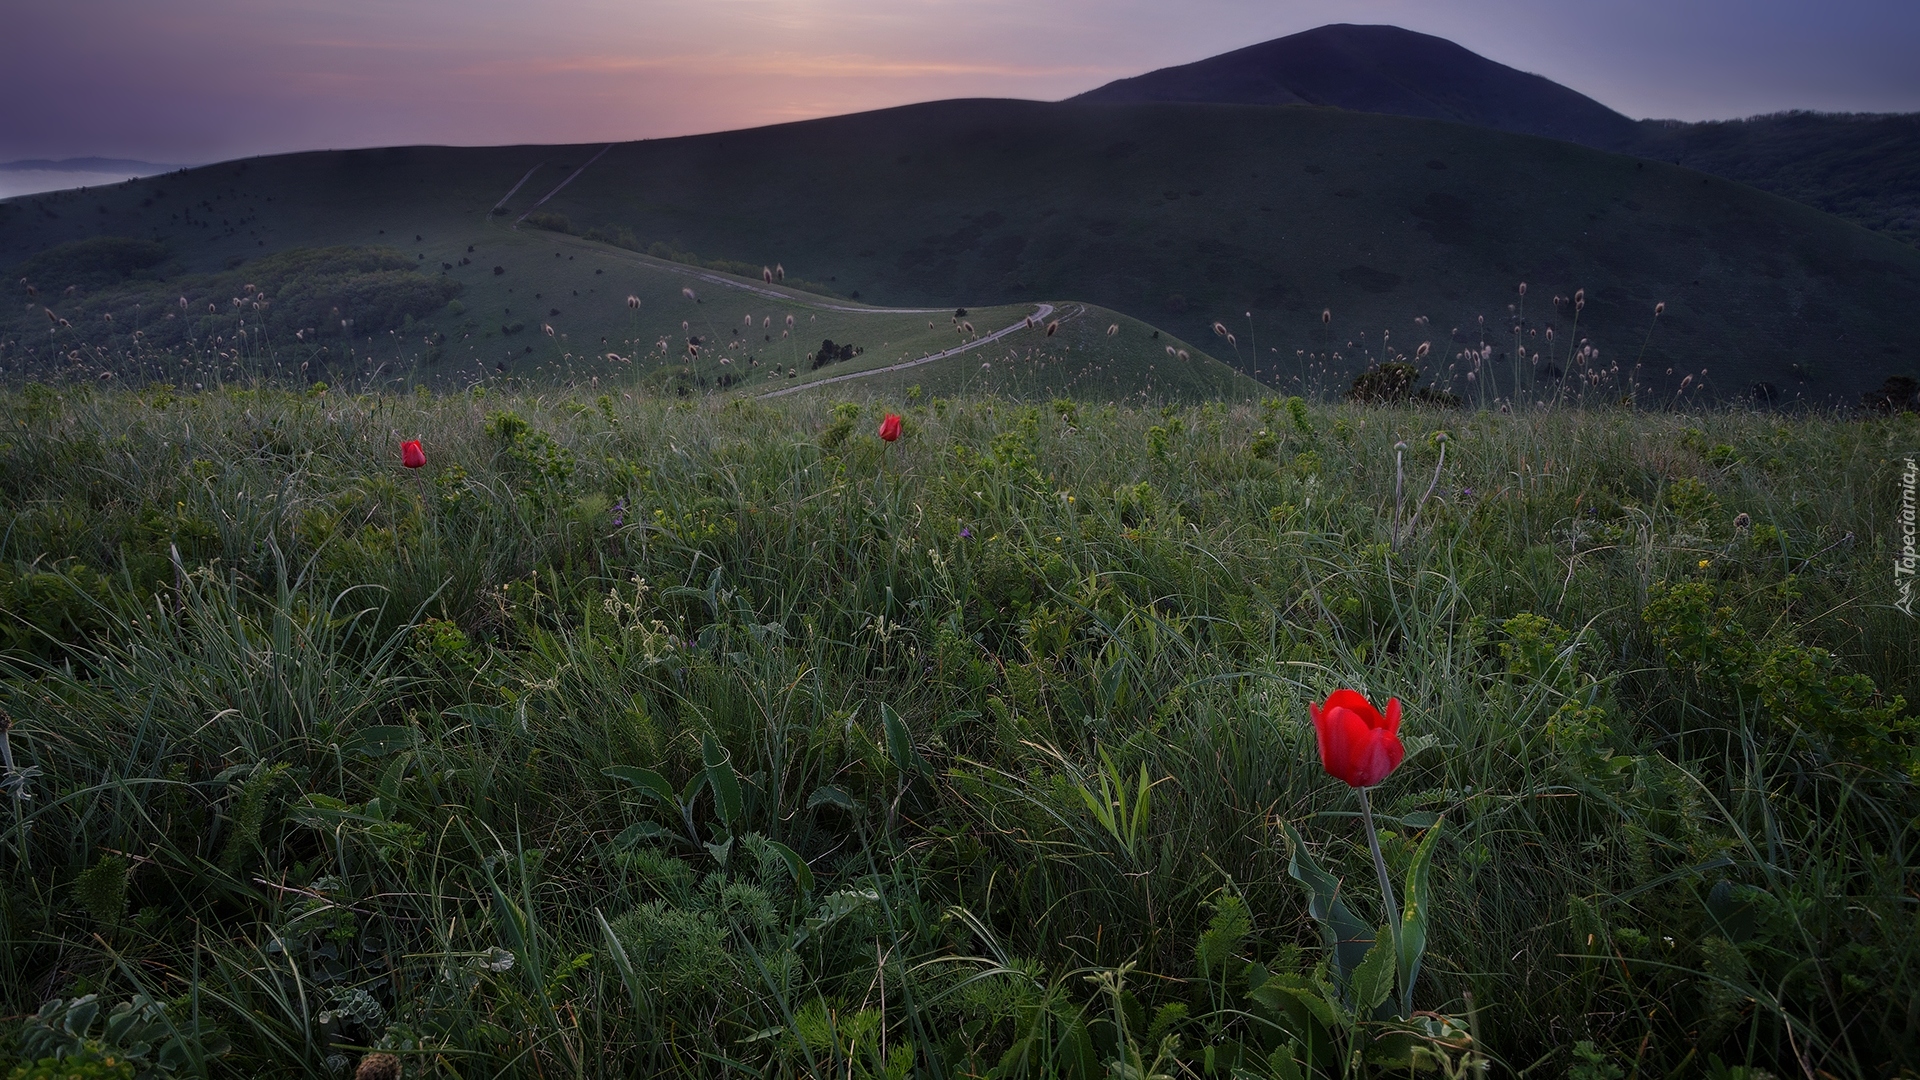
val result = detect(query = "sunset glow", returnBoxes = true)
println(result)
[5,0,1917,164]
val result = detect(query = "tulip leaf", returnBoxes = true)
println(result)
[761,839,814,895]
[1396,817,1444,1016]
[603,766,677,808]
[1282,822,1375,1002]
[613,821,671,849]
[681,770,709,807]
[703,733,744,830]
[806,784,858,814]
[881,703,927,779]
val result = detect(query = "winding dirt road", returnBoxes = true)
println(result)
[755,303,1061,399]
[493,164,1070,399]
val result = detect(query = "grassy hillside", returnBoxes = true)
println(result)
[1638,111,1920,249]
[1071,23,1645,150]
[1067,25,1920,254]
[0,386,1914,1077]
[0,204,1255,402]
[6,100,1920,405]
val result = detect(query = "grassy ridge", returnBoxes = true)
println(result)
[7,101,1920,402]
[0,219,1258,402]
[0,386,1914,1077]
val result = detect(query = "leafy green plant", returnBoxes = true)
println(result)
[11,996,225,1079]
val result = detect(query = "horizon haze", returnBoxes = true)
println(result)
[4,0,1917,169]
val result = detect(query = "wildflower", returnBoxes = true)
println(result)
[1309,689,1404,789]
[959,526,971,539]
[401,440,426,468]
[612,499,626,527]
[1698,559,1710,569]
[878,413,902,442]
[1734,512,1751,529]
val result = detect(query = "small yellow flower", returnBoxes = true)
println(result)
[1698,559,1710,569]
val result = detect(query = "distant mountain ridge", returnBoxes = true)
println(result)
[1073,24,1644,149]
[1074,24,1920,248]
[0,158,183,173]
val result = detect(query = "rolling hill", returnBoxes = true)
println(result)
[5,98,1920,404]
[1073,24,1920,251]
[0,192,1253,403]
[1072,24,1644,150]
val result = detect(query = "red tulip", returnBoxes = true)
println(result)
[1309,689,1405,788]
[401,439,426,469]
[878,413,902,442]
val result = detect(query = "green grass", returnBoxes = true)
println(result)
[1,384,1915,1078]
[0,223,1258,403]
[6,101,1920,404]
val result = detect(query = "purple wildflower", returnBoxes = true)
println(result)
[959,526,972,540]
[612,499,626,528]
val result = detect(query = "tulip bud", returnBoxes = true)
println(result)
[1309,689,1405,788]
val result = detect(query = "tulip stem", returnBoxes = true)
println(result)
[1356,786,1406,1015]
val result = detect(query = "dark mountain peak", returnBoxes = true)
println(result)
[1072,23,1642,149]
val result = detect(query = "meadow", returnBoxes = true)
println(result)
[9,100,1920,404]
[0,383,1915,1078]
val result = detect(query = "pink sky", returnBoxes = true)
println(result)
[5,0,1917,163]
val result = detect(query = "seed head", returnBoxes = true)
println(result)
[627,295,639,309]
[1654,302,1665,317]
[1106,324,1118,336]
[354,1053,401,1080]
[1321,309,1332,325]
